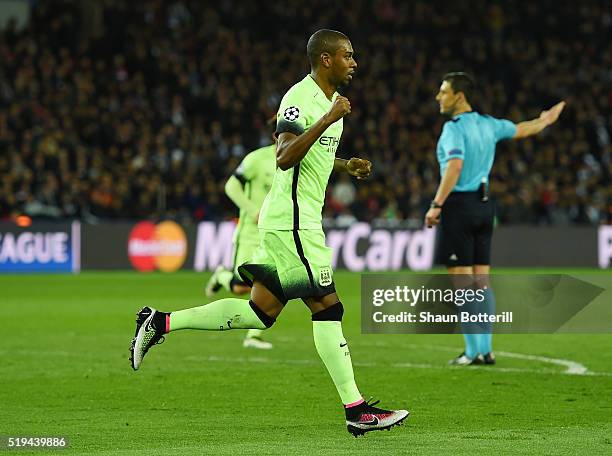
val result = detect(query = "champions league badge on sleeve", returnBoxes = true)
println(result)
[283,106,300,122]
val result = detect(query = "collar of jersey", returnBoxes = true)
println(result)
[305,75,337,103]
[452,110,475,120]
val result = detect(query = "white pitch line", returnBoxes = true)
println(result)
[495,351,588,375]
[393,361,564,375]
[247,338,609,377]
[184,354,612,377]
[375,342,595,376]
[3,342,609,377]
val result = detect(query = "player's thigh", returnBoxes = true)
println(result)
[300,230,339,313]
[277,229,336,301]
[303,292,340,314]
[237,234,289,306]
[251,281,284,319]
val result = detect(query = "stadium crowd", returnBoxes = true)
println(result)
[0,0,611,225]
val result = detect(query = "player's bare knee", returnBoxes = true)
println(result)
[248,300,276,328]
[448,267,474,289]
[312,302,344,321]
[473,265,490,288]
[232,284,251,295]
[304,293,339,314]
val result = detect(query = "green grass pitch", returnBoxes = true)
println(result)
[2,271,612,455]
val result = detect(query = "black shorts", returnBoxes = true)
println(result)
[438,192,495,267]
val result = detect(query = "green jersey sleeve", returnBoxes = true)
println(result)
[276,85,310,137]
[233,152,256,183]
[259,76,340,231]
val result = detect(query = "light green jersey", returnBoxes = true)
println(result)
[259,75,343,230]
[233,144,276,239]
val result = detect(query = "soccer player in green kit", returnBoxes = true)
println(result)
[205,136,276,349]
[130,29,409,436]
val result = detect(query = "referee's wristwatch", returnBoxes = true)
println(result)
[430,201,443,209]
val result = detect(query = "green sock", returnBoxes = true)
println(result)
[313,321,362,405]
[217,269,234,292]
[169,298,267,331]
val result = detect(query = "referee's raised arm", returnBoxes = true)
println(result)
[425,71,566,367]
[513,101,566,139]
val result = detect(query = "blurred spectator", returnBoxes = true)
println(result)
[0,0,611,225]
[330,174,357,212]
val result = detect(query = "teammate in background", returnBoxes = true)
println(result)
[130,29,408,436]
[425,72,565,365]
[205,120,276,350]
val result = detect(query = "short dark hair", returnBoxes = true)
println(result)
[307,29,349,69]
[443,72,475,103]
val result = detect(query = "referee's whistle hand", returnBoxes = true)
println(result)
[425,208,441,228]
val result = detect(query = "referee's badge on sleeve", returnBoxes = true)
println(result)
[283,106,300,122]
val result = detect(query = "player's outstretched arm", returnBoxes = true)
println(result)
[334,157,372,180]
[276,96,351,170]
[225,175,259,222]
[513,101,566,139]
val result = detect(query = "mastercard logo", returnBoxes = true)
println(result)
[127,221,187,272]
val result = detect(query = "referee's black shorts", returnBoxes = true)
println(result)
[438,192,495,267]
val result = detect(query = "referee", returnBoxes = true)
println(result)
[425,72,565,365]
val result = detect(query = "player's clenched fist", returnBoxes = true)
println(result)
[326,96,351,123]
[347,157,372,180]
